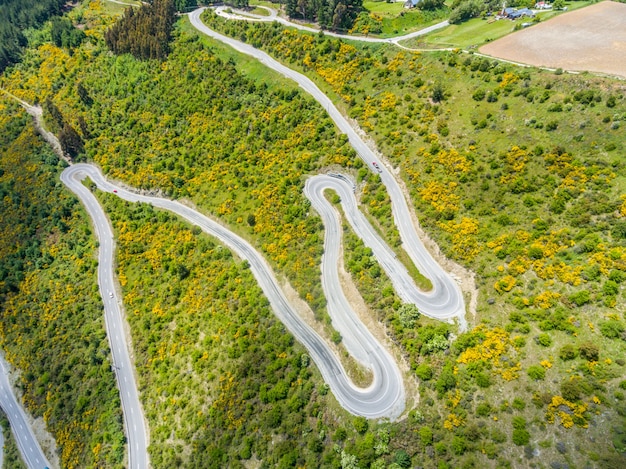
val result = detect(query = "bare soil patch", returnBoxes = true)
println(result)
[479,1,626,79]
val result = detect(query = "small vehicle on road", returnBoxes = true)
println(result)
[109,291,114,298]
[113,189,117,193]
[372,162,382,173]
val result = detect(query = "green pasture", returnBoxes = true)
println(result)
[250,6,272,15]
[363,0,406,16]
[100,0,141,16]
[409,0,593,48]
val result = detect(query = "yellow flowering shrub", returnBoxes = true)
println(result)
[420,180,459,213]
[438,217,481,261]
[457,326,520,381]
[494,275,516,293]
[546,395,589,429]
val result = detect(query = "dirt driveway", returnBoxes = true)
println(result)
[479,1,626,79]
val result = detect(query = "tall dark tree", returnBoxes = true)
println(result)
[76,82,93,107]
[58,123,84,159]
[285,0,362,31]
[50,17,85,49]
[0,0,66,71]
[105,0,177,60]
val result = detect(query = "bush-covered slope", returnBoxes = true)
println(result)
[2,2,626,467]
[0,101,125,468]
[200,11,626,467]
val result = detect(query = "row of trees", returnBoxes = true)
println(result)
[285,0,363,31]
[105,0,177,60]
[50,17,86,50]
[43,97,84,159]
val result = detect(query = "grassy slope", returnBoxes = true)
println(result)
[203,12,626,468]
[1,1,626,468]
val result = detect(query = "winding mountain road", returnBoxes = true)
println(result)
[0,5,466,464]
[189,7,466,329]
[63,164,406,418]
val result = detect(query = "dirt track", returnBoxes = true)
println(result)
[479,1,626,79]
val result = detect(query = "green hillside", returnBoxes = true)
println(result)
[0,0,625,468]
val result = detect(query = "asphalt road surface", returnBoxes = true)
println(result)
[189,8,466,330]
[213,6,449,45]
[0,357,50,469]
[307,175,463,324]
[61,169,149,469]
[63,164,406,419]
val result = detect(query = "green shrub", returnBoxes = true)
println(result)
[527,365,546,380]
[395,450,412,468]
[415,364,433,381]
[535,333,552,347]
[546,121,559,132]
[476,402,492,417]
[603,280,619,296]
[512,416,526,429]
[435,441,448,455]
[512,429,530,446]
[419,426,433,446]
[398,303,421,329]
[476,372,491,388]
[472,89,486,101]
[451,436,467,455]
[599,320,625,339]
[561,380,582,401]
[435,363,457,394]
[569,290,591,307]
[513,336,527,348]
[559,344,578,361]
[609,270,626,283]
[579,342,600,361]
[353,416,368,434]
[491,428,507,443]
[512,398,526,410]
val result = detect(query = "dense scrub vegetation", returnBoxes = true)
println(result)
[286,0,363,31]
[0,0,66,71]
[0,101,124,468]
[0,3,394,466]
[97,194,403,466]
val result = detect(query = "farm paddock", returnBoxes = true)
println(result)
[479,1,626,79]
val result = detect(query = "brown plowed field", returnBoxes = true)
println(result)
[479,1,626,79]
